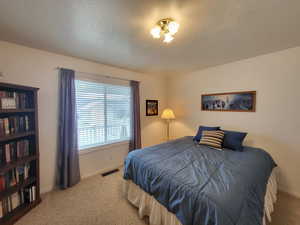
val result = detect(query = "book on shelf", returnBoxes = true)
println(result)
[0,185,36,218]
[0,178,4,193]
[0,163,31,191]
[0,91,29,110]
[0,139,31,165]
[0,116,31,137]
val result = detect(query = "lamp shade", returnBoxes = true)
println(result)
[161,108,175,119]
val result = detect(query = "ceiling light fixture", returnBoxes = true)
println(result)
[150,18,179,43]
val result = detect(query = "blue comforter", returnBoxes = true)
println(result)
[123,136,276,225]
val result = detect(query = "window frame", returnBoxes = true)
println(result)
[75,76,132,152]
[78,140,130,155]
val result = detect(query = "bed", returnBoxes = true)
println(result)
[123,136,277,225]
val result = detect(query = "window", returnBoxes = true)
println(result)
[75,79,131,150]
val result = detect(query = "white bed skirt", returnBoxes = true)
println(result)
[123,168,278,225]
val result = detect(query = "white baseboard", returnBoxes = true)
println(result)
[81,164,123,180]
[40,168,300,202]
[40,165,124,194]
[40,185,56,194]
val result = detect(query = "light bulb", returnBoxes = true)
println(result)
[150,26,161,39]
[163,33,174,43]
[168,21,179,35]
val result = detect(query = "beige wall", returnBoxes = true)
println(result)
[0,41,167,193]
[1,40,299,198]
[168,47,300,198]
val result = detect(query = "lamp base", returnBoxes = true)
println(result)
[166,120,170,141]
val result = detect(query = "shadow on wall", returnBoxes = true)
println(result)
[142,118,166,147]
[246,134,299,197]
[171,120,195,139]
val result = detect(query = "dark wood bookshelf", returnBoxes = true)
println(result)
[0,200,41,225]
[0,131,35,142]
[0,83,39,92]
[0,156,37,173]
[0,177,36,200]
[0,109,35,114]
[0,82,40,224]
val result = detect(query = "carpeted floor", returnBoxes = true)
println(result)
[16,170,300,225]
[16,169,146,225]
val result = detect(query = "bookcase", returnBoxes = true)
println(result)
[0,82,40,225]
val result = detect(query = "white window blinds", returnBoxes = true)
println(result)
[75,79,131,150]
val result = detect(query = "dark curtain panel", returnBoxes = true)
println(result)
[58,68,81,189]
[129,80,141,151]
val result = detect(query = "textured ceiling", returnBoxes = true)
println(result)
[0,0,300,75]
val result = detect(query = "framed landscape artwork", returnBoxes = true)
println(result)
[201,91,256,112]
[146,100,158,116]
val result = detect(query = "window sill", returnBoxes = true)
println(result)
[79,140,130,156]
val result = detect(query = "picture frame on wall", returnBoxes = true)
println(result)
[201,91,256,112]
[146,100,158,116]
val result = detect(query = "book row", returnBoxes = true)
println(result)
[0,164,31,191]
[0,116,31,137]
[0,91,30,110]
[0,185,36,218]
[0,139,31,164]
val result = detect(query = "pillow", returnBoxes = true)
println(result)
[193,126,220,142]
[199,130,225,150]
[222,130,247,151]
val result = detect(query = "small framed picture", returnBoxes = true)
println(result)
[146,100,158,116]
[201,91,256,112]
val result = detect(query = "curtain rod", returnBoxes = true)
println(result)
[55,67,136,82]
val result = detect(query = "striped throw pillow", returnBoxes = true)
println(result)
[199,130,225,150]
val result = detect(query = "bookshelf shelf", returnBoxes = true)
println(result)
[0,200,41,225]
[0,156,37,173]
[0,177,36,200]
[0,131,35,143]
[0,82,40,224]
[0,109,35,114]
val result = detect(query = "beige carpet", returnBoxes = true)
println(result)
[16,170,146,225]
[16,170,300,225]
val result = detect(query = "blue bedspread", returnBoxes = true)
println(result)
[123,136,276,225]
